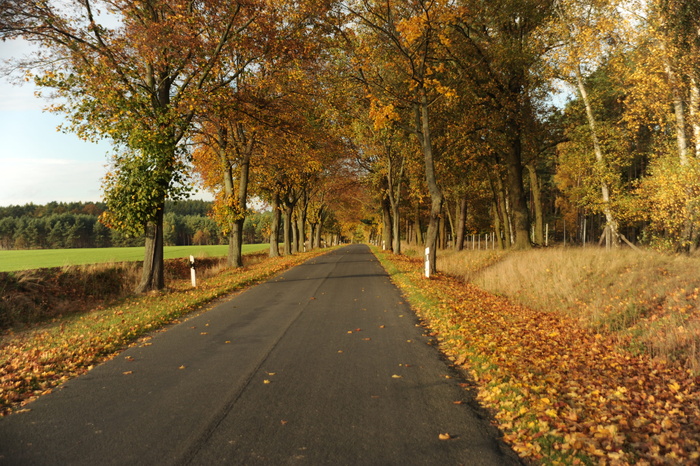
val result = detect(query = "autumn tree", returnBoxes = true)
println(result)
[345,0,461,272]
[2,0,254,292]
[623,0,700,250]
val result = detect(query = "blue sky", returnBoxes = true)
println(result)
[0,39,114,207]
[0,39,212,208]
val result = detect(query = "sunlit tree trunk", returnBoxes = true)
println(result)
[455,194,467,251]
[527,163,544,246]
[291,212,299,254]
[386,152,404,254]
[283,203,293,256]
[416,89,443,274]
[492,202,505,250]
[269,193,281,258]
[136,208,165,293]
[575,65,619,248]
[314,211,323,248]
[495,175,512,248]
[691,76,700,158]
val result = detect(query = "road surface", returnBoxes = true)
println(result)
[0,244,520,465]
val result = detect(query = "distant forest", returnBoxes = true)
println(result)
[0,200,272,250]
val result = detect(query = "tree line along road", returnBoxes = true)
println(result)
[0,244,520,465]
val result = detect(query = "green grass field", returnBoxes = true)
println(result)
[0,244,270,272]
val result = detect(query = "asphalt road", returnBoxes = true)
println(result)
[0,244,520,465]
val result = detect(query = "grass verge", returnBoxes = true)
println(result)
[374,247,700,464]
[0,247,332,416]
[0,244,270,272]
[432,246,700,373]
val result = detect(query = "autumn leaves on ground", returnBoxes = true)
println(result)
[376,247,700,464]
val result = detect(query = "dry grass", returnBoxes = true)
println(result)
[0,253,266,330]
[425,245,700,372]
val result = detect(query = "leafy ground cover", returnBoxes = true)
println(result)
[0,244,270,272]
[375,249,700,464]
[0,248,330,416]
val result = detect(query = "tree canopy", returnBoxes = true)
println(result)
[3,0,700,287]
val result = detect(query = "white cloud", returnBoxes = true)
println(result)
[0,157,106,206]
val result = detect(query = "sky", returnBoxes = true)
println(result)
[0,39,116,207]
[0,39,212,208]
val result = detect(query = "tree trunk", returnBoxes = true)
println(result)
[216,129,238,267]
[230,129,253,267]
[504,125,531,250]
[386,152,405,254]
[492,202,504,249]
[439,214,446,249]
[381,193,393,251]
[416,89,443,274]
[291,212,299,254]
[455,194,467,251]
[445,199,455,247]
[136,207,165,293]
[391,201,401,254]
[308,222,317,249]
[413,201,423,246]
[663,55,689,165]
[314,220,322,248]
[269,193,281,258]
[496,174,512,248]
[297,191,307,252]
[575,65,619,248]
[230,218,244,267]
[526,162,544,246]
[283,204,293,255]
[217,124,252,268]
[691,75,700,158]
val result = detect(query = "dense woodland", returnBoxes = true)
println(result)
[0,201,277,249]
[2,0,700,291]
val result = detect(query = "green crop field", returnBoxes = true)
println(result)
[0,244,269,272]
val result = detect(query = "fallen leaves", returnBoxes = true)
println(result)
[438,433,452,440]
[378,251,700,464]
[0,250,332,416]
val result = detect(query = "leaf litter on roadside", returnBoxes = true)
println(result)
[379,252,700,465]
[0,250,331,416]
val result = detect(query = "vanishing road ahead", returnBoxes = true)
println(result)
[0,244,520,465]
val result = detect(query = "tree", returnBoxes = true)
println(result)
[2,0,254,292]
[547,0,629,248]
[346,0,460,272]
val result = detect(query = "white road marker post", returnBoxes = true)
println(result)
[424,247,430,278]
[189,255,197,288]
